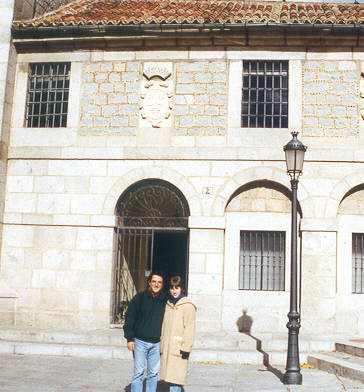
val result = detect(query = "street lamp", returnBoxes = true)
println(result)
[283,131,307,385]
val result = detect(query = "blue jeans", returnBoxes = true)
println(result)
[131,338,160,392]
[169,385,182,392]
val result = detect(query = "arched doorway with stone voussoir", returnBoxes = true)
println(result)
[112,178,190,324]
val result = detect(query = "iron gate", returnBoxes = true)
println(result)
[112,179,190,324]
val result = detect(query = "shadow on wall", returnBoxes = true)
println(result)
[236,308,284,382]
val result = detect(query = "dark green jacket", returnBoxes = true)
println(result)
[123,289,166,343]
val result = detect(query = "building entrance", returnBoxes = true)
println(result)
[112,179,190,324]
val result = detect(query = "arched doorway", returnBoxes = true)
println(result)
[112,178,190,323]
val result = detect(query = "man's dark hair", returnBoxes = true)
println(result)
[147,270,164,283]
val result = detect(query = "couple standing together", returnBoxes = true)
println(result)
[123,271,196,392]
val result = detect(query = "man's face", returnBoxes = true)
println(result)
[149,275,163,294]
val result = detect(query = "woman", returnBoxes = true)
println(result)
[160,275,196,392]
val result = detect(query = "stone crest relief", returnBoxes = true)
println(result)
[140,62,173,128]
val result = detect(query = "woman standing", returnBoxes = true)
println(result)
[160,276,197,392]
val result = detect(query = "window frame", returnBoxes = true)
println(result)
[25,62,71,128]
[224,211,292,292]
[352,233,364,294]
[13,55,82,130]
[241,60,289,129]
[228,56,302,132]
[239,230,286,291]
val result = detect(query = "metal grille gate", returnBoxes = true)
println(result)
[112,179,190,324]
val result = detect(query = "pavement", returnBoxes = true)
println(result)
[0,354,364,392]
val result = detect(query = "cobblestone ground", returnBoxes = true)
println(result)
[0,354,364,392]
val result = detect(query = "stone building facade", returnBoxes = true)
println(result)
[1,0,364,338]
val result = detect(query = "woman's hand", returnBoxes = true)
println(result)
[127,341,135,351]
[180,350,189,359]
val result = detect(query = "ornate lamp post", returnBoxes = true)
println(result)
[283,132,307,385]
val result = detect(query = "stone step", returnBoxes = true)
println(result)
[0,339,264,364]
[307,351,364,383]
[336,340,364,358]
[0,326,347,365]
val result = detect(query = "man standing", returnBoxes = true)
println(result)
[123,271,166,392]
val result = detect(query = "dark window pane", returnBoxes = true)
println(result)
[266,76,272,88]
[250,76,257,88]
[273,116,280,127]
[282,90,288,102]
[281,117,288,128]
[242,103,249,115]
[266,90,272,102]
[258,76,265,88]
[282,104,288,116]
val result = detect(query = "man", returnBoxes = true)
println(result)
[123,271,166,392]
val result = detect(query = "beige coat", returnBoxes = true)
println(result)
[160,296,196,385]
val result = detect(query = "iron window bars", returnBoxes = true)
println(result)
[242,60,288,128]
[239,230,285,291]
[352,233,364,293]
[26,62,70,128]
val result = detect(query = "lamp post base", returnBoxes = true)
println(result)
[283,371,302,385]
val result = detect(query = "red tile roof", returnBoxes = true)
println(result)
[13,0,364,28]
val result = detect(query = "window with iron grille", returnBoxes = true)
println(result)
[239,231,285,290]
[242,60,288,128]
[26,62,70,128]
[352,233,364,293]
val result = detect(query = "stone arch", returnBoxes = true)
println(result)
[327,171,364,218]
[211,166,313,217]
[116,178,190,227]
[102,165,202,217]
[225,179,302,217]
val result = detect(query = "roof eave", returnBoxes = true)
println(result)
[11,22,364,40]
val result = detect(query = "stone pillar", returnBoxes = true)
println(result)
[0,0,17,323]
[300,219,337,335]
[188,223,224,332]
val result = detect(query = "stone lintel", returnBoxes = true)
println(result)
[188,216,225,229]
[300,218,338,232]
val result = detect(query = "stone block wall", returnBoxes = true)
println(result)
[80,61,140,136]
[174,61,227,136]
[303,60,359,137]
[1,224,114,327]
[79,59,228,137]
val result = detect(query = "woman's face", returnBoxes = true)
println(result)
[169,285,182,298]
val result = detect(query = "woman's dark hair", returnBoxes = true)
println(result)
[169,275,184,292]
